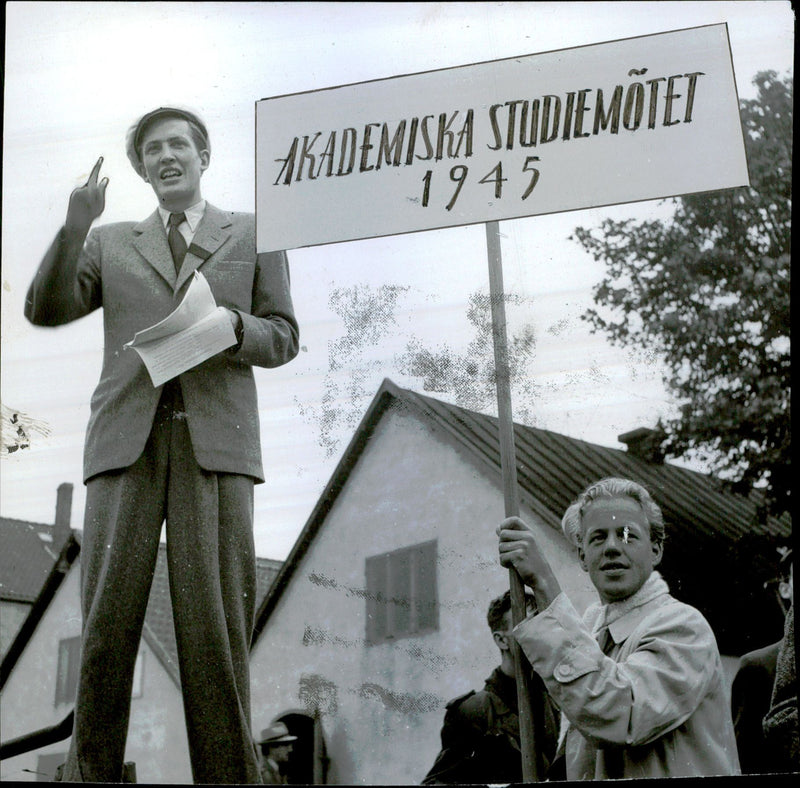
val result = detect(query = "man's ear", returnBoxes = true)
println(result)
[652,541,663,568]
[199,149,210,173]
[493,630,509,652]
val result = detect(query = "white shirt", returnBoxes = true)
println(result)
[158,199,206,246]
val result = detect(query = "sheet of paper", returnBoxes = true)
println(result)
[127,270,219,344]
[124,271,237,387]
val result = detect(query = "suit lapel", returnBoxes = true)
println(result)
[132,210,175,287]
[175,204,233,292]
[132,205,233,293]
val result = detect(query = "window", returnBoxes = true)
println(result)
[365,540,438,644]
[131,650,145,699]
[54,638,145,705]
[54,636,81,705]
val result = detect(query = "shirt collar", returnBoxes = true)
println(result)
[597,571,670,644]
[158,199,206,232]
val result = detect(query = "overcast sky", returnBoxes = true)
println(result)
[1,1,794,559]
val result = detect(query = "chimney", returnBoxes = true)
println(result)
[618,427,665,464]
[54,482,73,546]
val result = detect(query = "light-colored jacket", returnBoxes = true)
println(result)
[514,572,740,780]
[25,204,299,482]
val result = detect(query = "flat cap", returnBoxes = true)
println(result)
[125,106,209,173]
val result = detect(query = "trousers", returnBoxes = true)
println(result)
[61,380,261,783]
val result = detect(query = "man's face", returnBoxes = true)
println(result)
[140,117,209,210]
[577,496,662,604]
[270,743,293,765]
[492,601,533,652]
[492,610,514,651]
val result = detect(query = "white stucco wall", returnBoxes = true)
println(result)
[0,559,191,784]
[1,563,83,782]
[250,403,596,784]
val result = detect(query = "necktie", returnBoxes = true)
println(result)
[168,212,188,273]
[597,625,615,655]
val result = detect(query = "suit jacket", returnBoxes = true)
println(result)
[25,204,299,482]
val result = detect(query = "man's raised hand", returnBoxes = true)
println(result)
[498,516,562,609]
[66,157,109,233]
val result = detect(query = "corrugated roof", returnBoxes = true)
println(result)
[142,545,283,685]
[0,518,72,603]
[253,379,791,655]
[404,383,787,544]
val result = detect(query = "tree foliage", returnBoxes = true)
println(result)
[297,285,538,458]
[295,284,410,457]
[396,291,539,423]
[572,71,791,516]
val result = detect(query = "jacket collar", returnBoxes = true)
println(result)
[133,203,233,291]
[484,666,518,715]
[595,571,670,645]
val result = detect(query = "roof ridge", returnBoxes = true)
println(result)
[252,378,791,656]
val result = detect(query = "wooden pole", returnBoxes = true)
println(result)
[485,220,544,782]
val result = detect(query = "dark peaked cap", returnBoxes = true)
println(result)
[125,106,210,172]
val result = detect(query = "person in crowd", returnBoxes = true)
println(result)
[257,722,298,784]
[26,106,299,783]
[732,548,794,773]
[498,476,740,779]
[762,551,798,773]
[423,590,559,784]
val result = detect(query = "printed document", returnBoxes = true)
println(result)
[124,271,237,387]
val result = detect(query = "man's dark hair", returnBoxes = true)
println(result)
[136,110,209,159]
[487,589,535,632]
[126,107,211,174]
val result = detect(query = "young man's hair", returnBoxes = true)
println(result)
[487,589,536,632]
[126,107,210,174]
[561,477,666,549]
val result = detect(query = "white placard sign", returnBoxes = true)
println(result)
[256,24,748,253]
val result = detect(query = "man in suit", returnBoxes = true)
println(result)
[25,106,299,783]
[257,722,297,784]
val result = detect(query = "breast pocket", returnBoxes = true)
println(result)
[204,260,256,310]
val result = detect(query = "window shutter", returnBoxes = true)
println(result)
[390,548,412,636]
[365,540,439,644]
[414,541,438,631]
[365,554,387,643]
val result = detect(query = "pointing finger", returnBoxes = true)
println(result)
[87,156,104,186]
